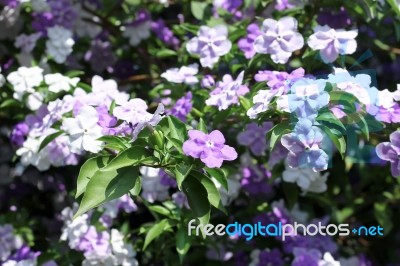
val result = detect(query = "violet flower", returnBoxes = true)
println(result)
[186,25,232,68]
[253,17,304,64]
[376,131,400,177]
[237,122,273,155]
[238,23,261,59]
[183,130,238,168]
[168,92,193,122]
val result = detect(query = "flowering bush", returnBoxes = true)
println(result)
[1,0,400,265]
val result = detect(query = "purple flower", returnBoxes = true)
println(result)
[48,0,78,29]
[238,23,261,59]
[255,67,305,93]
[376,131,400,177]
[160,170,177,188]
[8,245,40,262]
[85,39,116,73]
[237,122,273,155]
[168,92,193,122]
[0,0,19,8]
[291,248,321,266]
[183,130,238,168]
[307,25,358,63]
[240,165,273,196]
[76,226,111,257]
[186,25,232,68]
[151,19,179,49]
[253,17,304,64]
[10,122,29,147]
[374,103,400,124]
[32,12,55,35]
[268,142,289,168]
[172,192,190,209]
[213,0,244,19]
[281,119,329,171]
[201,75,215,88]
[275,0,295,11]
[206,71,249,110]
[317,7,352,29]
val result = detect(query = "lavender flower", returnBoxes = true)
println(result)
[282,165,329,194]
[0,224,21,261]
[308,25,358,63]
[238,23,261,59]
[151,19,179,49]
[186,25,232,68]
[201,75,215,88]
[47,0,78,29]
[123,10,151,46]
[240,165,273,196]
[206,71,249,110]
[32,12,55,34]
[253,17,304,64]
[161,64,199,85]
[291,248,321,266]
[275,0,295,10]
[183,130,238,168]
[254,67,305,93]
[281,119,329,171]
[376,131,400,177]
[14,33,42,53]
[168,92,193,122]
[237,122,273,155]
[10,122,29,147]
[46,26,74,64]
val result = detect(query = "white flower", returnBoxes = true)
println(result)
[46,26,74,64]
[377,89,395,108]
[394,84,400,101]
[111,229,139,266]
[16,135,51,171]
[122,21,151,46]
[26,91,44,111]
[61,105,104,153]
[0,66,5,87]
[89,75,128,106]
[30,0,50,12]
[161,64,199,84]
[60,205,90,249]
[339,256,360,266]
[7,66,43,101]
[44,73,80,93]
[318,252,340,266]
[3,259,38,266]
[140,167,169,203]
[247,87,286,118]
[82,253,117,266]
[282,166,329,194]
[14,33,42,53]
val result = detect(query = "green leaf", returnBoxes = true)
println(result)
[156,49,177,58]
[100,146,154,172]
[182,176,210,227]
[167,115,188,142]
[172,163,193,189]
[316,111,346,134]
[143,219,177,250]
[319,125,346,159]
[176,225,191,264]
[143,219,168,250]
[267,122,291,151]
[197,118,207,133]
[74,167,139,218]
[76,156,112,198]
[148,205,171,216]
[38,131,64,152]
[129,176,142,196]
[191,171,226,215]
[0,99,20,108]
[239,96,251,111]
[347,113,369,140]
[98,135,128,151]
[191,1,209,20]
[329,91,358,112]
[165,136,184,154]
[204,167,228,191]
[65,70,84,78]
